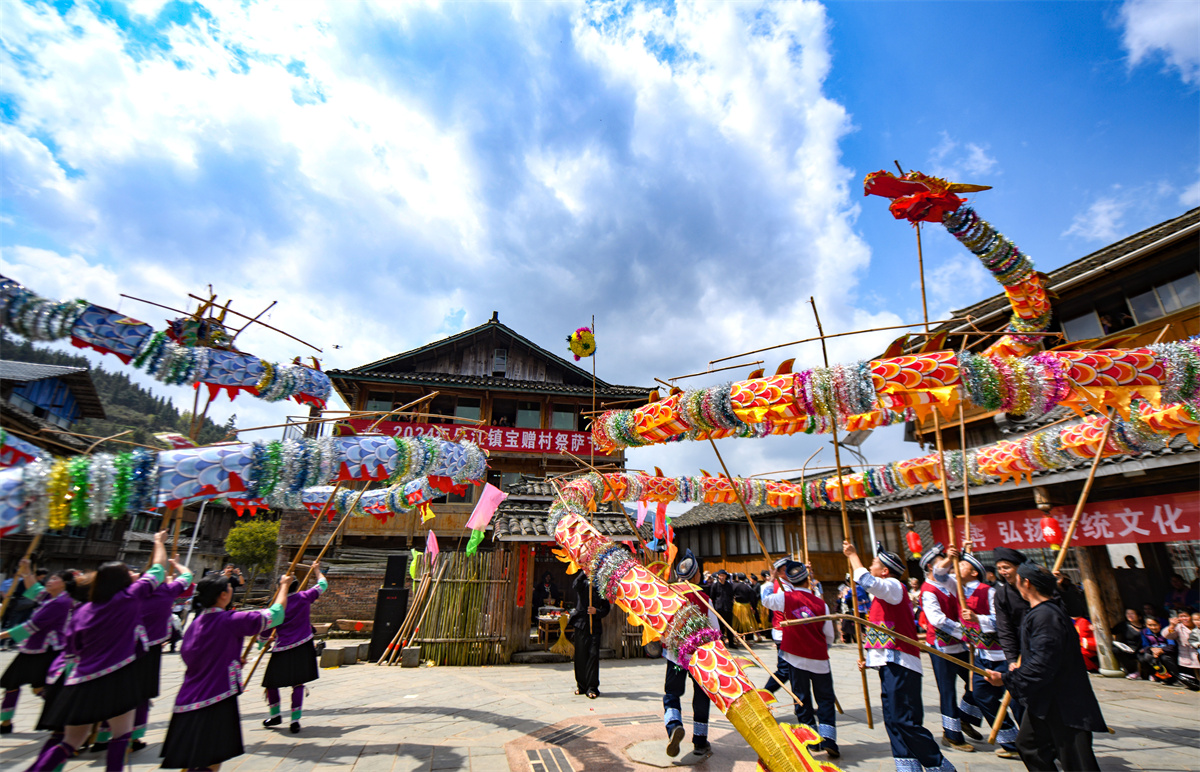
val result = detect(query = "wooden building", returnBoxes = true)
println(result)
[869,207,1199,674]
[276,314,653,663]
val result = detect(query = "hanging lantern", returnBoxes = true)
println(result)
[1040,515,1064,551]
[906,530,923,559]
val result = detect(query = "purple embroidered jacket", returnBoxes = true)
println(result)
[273,579,326,652]
[62,567,162,686]
[137,572,193,650]
[173,604,282,713]
[9,592,75,654]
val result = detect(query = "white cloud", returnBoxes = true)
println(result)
[1118,0,1200,85]
[1180,168,1200,207]
[1063,196,1130,243]
[922,253,993,320]
[0,0,903,476]
[928,132,998,182]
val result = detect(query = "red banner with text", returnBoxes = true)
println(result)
[346,419,612,457]
[931,491,1199,552]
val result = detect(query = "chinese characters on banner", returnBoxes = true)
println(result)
[346,420,612,457]
[515,544,530,608]
[930,492,1199,551]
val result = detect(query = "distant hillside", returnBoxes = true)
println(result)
[1,331,228,452]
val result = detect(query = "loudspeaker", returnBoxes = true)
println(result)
[383,554,408,588]
[368,586,410,662]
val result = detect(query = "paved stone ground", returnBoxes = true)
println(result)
[1,640,1196,771]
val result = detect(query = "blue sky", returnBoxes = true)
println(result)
[1,0,1197,491]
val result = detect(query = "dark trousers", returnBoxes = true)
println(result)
[1006,659,1025,725]
[1015,708,1100,771]
[963,655,1017,750]
[790,666,837,743]
[1137,649,1179,682]
[764,642,791,693]
[573,627,601,694]
[878,662,947,770]
[663,662,710,744]
[716,607,735,644]
[930,649,974,742]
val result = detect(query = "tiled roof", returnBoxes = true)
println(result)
[938,207,1199,330]
[328,369,652,400]
[0,361,88,382]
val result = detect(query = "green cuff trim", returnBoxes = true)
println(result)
[22,582,44,601]
[269,703,281,715]
[145,564,166,583]
[317,577,328,593]
[6,624,31,644]
[179,570,194,588]
[265,602,285,628]
[291,708,302,722]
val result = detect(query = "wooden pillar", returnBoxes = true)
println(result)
[1075,545,1123,676]
[1090,545,1124,628]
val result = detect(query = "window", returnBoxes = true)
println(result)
[1128,288,1164,325]
[551,405,577,431]
[365,391,392,413]
[763,519,785,553]
[1169,273,1200,307]
[1127,272,1200,325]
[501,472,522,492]
[515,402,541,428]
[454,398,481,425]
[1062,312,1104,342]
[493,348,507,376]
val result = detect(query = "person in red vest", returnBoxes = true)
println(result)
[761,557,792,698]
[952,548,1020,760]
[919,544,979,753]
[762,559,839,758]
[662,550,715,761]
[845,540,956,772]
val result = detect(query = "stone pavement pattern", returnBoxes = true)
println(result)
[1,641,1197,771]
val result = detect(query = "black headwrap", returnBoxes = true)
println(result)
[876,542,906,576]
[993,546,1027,566]
[1017,562,1057,596]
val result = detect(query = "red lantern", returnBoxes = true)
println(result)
[906,530,923,559]
[1040,516,1064,551]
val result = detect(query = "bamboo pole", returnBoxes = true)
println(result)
[667,360,765,382]
[406,560,449,655]
[798,448,822,565]
[0,533,43,621]
[709,319,962,365]
[957,400,975,692]
[590,314,596,636]
[809,296,874,729]
[987,411,1118,744]
[239,481,349,685]
[383,572,430,664]
[707,439,774,567]
[560,450,653,553]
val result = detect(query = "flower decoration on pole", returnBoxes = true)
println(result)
[567,326,596,361]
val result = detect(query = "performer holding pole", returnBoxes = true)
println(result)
[954,549,1020,759]
[844,539,956,772]
[662,550,713,762]
[917,544,979,752]
[128,557,194,752]
[761,559,840,759]
[761,557,793,701]
[261,561,328,734]
[985,563,1106,770]
[0,561,75,735]
[160,568,294,771]
[569,569,608,699]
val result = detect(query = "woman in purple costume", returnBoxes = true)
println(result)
[262,561,326,734]
[25,530,168,772]
[159,567,293,771]
[0,560,76,733]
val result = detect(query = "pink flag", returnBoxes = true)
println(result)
[654,502,668,540]
[636,501,648,528]
[465,483,509,530]
[426,529,439,561]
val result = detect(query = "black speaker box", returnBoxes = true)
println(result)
[383,554,408,587]
[368,586,410,662]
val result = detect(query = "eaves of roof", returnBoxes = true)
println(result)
[328,369,652,400]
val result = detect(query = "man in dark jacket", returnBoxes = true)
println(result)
[707,570,735,645]
[986,563,1107,771]
[569,570,610,699]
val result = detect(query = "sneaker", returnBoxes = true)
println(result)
[666,725,686,757]
[962,724,983,741]
[995,747,1021,760]
[130,739,147,753]
[263,716,282,728]
[822,740,840,759]
[941,735,975,753]
[289,722,301,734]
[1126,673,1141,680]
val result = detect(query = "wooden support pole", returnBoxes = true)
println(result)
[798,448,822,565]
[707,439,775,568]
[0,533,43,621]
[809,296,873,730]
[988,411,1118,743]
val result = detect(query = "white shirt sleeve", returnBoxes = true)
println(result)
[976,585,996,633]
[853,567,903,606]
[823,601,834,644]
[922,589,964,639]
[762,589,786,613]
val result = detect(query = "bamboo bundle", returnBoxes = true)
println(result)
[406,550,511,666]
[380,570,431,665]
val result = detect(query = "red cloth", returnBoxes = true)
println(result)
[920,580,961,648]
[780,590,830,661]
[868,586,921,657]
[1075,617,1098,672]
